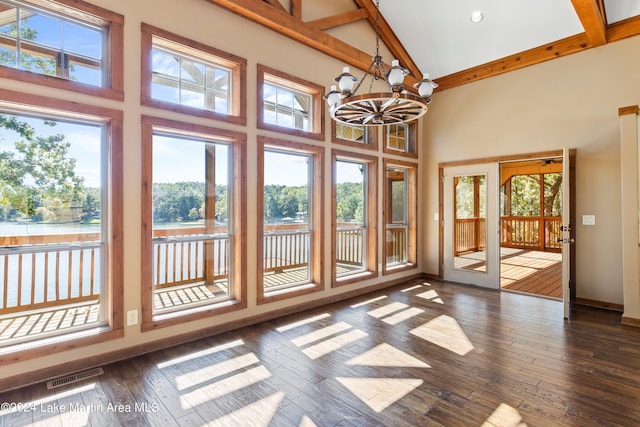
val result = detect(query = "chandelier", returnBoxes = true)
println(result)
[324,0,437,126]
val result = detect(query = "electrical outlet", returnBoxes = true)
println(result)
[127,309,138,326]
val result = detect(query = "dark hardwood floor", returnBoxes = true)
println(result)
[1,278,639,426]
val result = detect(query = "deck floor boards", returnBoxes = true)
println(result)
[1,278,639,426]
[456,248,562,299]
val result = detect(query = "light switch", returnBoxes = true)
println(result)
[582,215,595,226]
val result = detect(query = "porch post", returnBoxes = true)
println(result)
[204,145,216,285]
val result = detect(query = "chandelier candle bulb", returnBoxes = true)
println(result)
[335,67,357,94]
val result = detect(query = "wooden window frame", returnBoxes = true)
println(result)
[0,88,124,365]
[257,64,325,141]
[331,150,378,287]
[331,121,378,151]
[257,135,324,304]
[0,0,124,101]
[141,23,247,126]
[382,122,418,159]
[382,159,418,275]
[140,115,247,331]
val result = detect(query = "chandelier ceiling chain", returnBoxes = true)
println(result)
[324,0,438,126]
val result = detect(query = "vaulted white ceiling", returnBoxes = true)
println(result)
[379,0,640,79]
[209,0,640,91]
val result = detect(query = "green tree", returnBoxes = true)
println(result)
[0,116,85,219]
[0,19,57,76]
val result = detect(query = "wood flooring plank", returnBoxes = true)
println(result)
[1,279,639,426]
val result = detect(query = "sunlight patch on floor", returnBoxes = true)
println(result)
[416,289,444,304]
[290,322,352,347]
[482,403,528,427]
[206,391,285,427]
[276,313,331,332]
[156,339,244,369]
[410,315,474,356]
[345,343,430,368]
[302,329,368,360]
[401,284,423,292]
[367,302,409,318]
[350,295,387,308]
[382,307,425,325]
[179,365,271,407]
[336,377,423,412]
[175,352,260,390]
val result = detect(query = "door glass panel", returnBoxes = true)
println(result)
[453,175,487,271]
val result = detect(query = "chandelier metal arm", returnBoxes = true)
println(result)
[326,0,434,126]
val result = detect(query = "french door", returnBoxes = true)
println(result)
[443,163,500,288]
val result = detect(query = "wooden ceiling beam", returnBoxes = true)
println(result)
[570,0,607,46]
[206,0,420,89]
[607,14,640,42]
[434,15,640,92]
[434,33,590,91]
[261,0,286,13]
[307,9,369,31]
[351,0,422,80]
[207,0,372,71]
[290,0,302,20]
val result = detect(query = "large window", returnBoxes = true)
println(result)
[257,64,324,140]
[383,160,417,274]
[258,136,323,303]
[141,24,247,125]
[0,0,124,100]
[332,151,378,286]
[0,89,123,361]
[141,116,246,330]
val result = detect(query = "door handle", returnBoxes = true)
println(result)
[556,237,575,244]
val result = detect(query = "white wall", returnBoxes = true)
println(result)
[422,35,640,306]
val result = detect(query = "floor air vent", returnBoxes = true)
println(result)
[46,367,104,390]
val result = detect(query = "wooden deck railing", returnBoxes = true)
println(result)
[0,233,102,315]
[152,226,229,289]
[263,224,309,273]
[386,225,408,265]
[336,225,365,267]
[500,216,561,251]
[454,218,486,255]
[452,216,562,255]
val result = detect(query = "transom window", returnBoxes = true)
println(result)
[141,24,247,125]
[386,124,408,152]
[0,0,123,94]
[262,82,311,131]
[151,45,231,114]
[383,122,417,157]
[257,64,324,140]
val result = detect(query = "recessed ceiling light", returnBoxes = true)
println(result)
[471,11,484,23]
